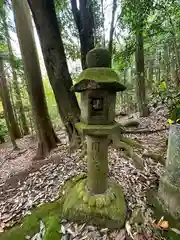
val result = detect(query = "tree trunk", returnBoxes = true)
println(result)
[0,57,21,141]
[70,0,95,69]
[163,44,170,87]
[100,0,105,47]
[147,59,153,92]
[3,7,29,136]
[173,40,180,87]
[135,27,148,117]
[27,0,80,141]
[167,12,180,87]
[171,53,177,84]
[12,0,58,159]
[8,79,21,133]
[8,45,29,136]
[108,0,117,65]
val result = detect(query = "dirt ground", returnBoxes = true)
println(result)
[0,107,170,239]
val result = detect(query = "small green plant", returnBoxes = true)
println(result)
[152,81,180,122]
[0,118,7,143]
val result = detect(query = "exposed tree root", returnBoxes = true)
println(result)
[120,119,140,128]
[77,132,165,169]
[118,135,144,149]
[115,111,127,117]
[72,120,165,169]
[142,151,165,165]
[111,134,144,170]
[123,127,168,134]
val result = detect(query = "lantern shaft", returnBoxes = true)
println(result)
[87,135,108,194]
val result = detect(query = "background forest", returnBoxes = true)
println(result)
[0,0,179,154]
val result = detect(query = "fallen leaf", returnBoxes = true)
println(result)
[125,221,134,239]
[158,221,169,229]
[157,216,164,226]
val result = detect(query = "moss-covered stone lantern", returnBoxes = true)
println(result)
[74,67,126,125]
[62,48,127,229]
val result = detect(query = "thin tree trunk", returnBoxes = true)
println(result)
[135,27,149,117]
[101,0,105,47]
[163,44,170,87]
[173,40,180,87]
[171,53,177,84]
[147,59,153,92]
[108,0,117,64]
[12,0,58,159]
[27,0,80,142]
[157,51,161,83]
[4,114,18,149]
[165,8,180,87]
[8,79,21,133]
[70,0,94,69]
[3,8,29,136]
[0,57,21,142]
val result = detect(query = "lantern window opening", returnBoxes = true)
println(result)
[91,98,104,111]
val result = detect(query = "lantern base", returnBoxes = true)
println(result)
[158,176,180,218]
[62,174,127,229]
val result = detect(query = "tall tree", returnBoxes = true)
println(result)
[12,0,58,159]
[0,55,21,143]
[2,8,29,135]
[27,0,80,142]
[70,0,95,69]
[120,0,153,116]
[108,0,117,63]
[135,24,149,116]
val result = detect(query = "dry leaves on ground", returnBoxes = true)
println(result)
[0,106,169,239]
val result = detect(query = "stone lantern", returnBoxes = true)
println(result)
[62,48,127,229]
[158,124,180,218]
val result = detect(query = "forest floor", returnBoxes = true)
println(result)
[0,105,172,239]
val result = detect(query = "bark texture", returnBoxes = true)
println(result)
[27,0,80,141]
[4,15,29,135]
[70,0,95,69]
[0,57,21,141]
[108,0,117,64]
[135,27,149,117]
[12,0,58,159]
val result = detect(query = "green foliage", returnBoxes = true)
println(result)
[120,0,154,31]
[152,81,180,119]
[43,77,62,129]
[55,0,81,61]
[0,118,7,142]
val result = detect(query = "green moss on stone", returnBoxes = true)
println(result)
[62,176,127,229]
[75,122,120,136]
[158,176,180,218]
[0,200,63,240]
[86,48,111,68]
[60,173,87,196]
[76,68,120,83]
[43,215,61,240]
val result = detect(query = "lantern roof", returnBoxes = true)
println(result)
[71,48,126,92]
[72,67,126,92]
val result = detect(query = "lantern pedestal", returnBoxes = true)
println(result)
[61,123,127,229]
[62,174,127,229]
[158,124,180,218]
